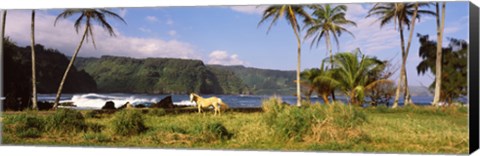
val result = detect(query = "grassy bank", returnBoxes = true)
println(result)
[1,98,468,154]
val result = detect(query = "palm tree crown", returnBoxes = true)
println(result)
[367,3,434,30]
[304,4,357,50]
[55,9,126,48]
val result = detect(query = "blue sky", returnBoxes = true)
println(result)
[4,2,469,87]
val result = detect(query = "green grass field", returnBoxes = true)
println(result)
[1,99,468,154]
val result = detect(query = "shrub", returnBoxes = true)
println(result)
[6,114,45,138]
[46,109,87,133]
[111,110,147,136]
[87,123,105,133]
[261,97,368,142]
[205,122,233,140]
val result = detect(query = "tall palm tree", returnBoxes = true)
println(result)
[1,10,6,102]
[367,3,434,108]
[303,4,357,102]
[30,10,38,110]
[258,5,313,106]
[304,4,357,64]
[326,49,389,106]
[432,2,446,106]
[53,9,126,109]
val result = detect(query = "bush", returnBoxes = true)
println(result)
[205,122,233,140]
[83,132,111,142]
[87,123,105,133]
[111,110,147,136]
[46,109,87,133]
[261,97,368,142]
[6,114,45,138]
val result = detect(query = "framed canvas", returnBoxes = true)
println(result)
[1,0,479,155]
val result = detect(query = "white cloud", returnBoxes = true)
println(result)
[5,10,200,59]
[208,50,245,65]
[145,16,159,22]
[168,30,176,36]
[230,5,267,15]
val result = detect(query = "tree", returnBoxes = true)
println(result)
[53,9,126,109]
[1,10,6,103]
[30,10,38,110]
[300,61,338,104]
[303,4,356,102]
[417,34,467,105]
[326,49,389,106]
[365,60,396,106]
[258,5,313,106]
[304,4,356,65]
[367,3,435,108]
[432,2,446,106]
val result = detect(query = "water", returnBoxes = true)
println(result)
[37,93,467,110]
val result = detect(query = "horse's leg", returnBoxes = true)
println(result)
[198,105,202,114]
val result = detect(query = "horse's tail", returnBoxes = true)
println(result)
[218,99,229,111]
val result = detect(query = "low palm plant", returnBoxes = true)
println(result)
[325,50,390,106]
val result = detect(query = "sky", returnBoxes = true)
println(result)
[3,2,469,87]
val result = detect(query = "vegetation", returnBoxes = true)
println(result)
[111,110,147,136]
[2,98,468,154]
[417,35,467,104]
[258,5,313,106]
[53,9,127,109]
[3,40,97,111]
[367,3,435,107]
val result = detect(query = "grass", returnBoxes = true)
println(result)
[1,98,469,154]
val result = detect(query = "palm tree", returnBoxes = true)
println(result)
[367,3,434,108]
[300,61,338,105]
[30,10,38,110]
[326,49,389,106]
[258,5,313,106]
[52,9,126,109]
[304,4,357,64]
[303,4,357,102]
[1,10,6,101]
[432,2,446,106]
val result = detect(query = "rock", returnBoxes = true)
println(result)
[135,104,146,108]
[101,101,116,110]
[151,96,174,109]
[118,102,134,110]
[37,101,54,110]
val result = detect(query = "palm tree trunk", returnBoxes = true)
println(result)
[433,2,446,106]
[0,10,6,106]
[392,19,406,108]
[326,32,336,101]
[53,26,89,109]
[286,7,302,107]
[30,10,37,110]
[321,94,330,105]
[403,3,420,106]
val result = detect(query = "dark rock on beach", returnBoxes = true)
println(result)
[101,101,116,110]
[151,96,174,109]
[37,101,54,110]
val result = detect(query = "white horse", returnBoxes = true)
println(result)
[190,93,229,115]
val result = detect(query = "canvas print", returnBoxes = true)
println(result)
[0,1,473,154]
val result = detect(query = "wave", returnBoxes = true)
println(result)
[60,93,159,109]
[173,100,196,106]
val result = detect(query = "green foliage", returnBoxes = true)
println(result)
[262,97,367,141]
[209,65,296,95]
[205,122,233,141]
[4,114,45,138]
[83,132,111,143]
[417,34,468,104]
[111,110,147,136]
[46,109,87,133]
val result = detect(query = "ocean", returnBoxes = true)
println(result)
[37,93,468,110]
